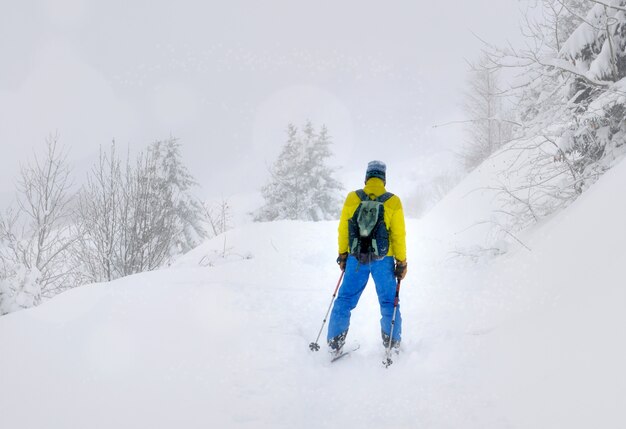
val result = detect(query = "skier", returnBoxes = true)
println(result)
[327,160,407,356]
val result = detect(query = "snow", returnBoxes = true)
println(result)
[561,4,605,66]
[587,76,626,113]
[473,156,626,428]
[2,155,626,427]
[589,37,616,81]
[0,265,41,314]
[203,191,263,227]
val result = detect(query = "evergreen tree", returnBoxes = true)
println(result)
[305,124,344,221]
[255,122,342,222]
[148,138,207,253]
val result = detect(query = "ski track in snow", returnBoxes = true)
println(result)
[2,158,626,428]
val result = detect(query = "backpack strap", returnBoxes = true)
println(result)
[355,189,394,202]
[376,192,394,203]
[355,189,368,201]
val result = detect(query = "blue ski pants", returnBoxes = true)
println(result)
[327,255,402,342]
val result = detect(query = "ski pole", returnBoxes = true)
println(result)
[309,270,345,351]
[383,279,402,367]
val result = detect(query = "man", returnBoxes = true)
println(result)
[327,160,408,355]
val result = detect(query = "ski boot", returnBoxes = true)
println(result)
[382,331,401,355]
[327,331,347,358]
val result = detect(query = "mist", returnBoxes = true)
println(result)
[3,2,626,427]
[0,0,523,202]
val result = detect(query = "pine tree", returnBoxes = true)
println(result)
[148,138,207,253]
[305,124,343,220]
[255,122,342,221]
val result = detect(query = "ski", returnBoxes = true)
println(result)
[330,343,360,363]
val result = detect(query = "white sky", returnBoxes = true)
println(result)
[0,0,525,201]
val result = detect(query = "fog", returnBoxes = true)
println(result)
[0,0,524,201]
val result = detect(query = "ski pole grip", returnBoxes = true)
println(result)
[394,280,401,306]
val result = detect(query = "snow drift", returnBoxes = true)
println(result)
[1,157,626,428]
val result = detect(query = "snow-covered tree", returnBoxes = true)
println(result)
[75,138,206,283]
[533,0,591,53]
[74,142,124,283]
[0,136,76,313]
[256,124,303,221]
[0,263,41,315]
[302,124,344,220]
[481,0,626,232]
[146,138,206,252]
[255,122,342,221]
[462,54,513,171]
[119,138,206,273]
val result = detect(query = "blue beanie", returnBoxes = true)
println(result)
[365,160,386,184]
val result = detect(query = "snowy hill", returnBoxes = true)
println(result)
[473,157,626,428]
[2,157,626,428]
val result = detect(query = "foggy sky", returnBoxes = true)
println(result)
[0,0,524,202]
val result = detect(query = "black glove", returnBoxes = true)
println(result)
[394,260,407,280]
[336,253,348,271]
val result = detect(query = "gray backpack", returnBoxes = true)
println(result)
[348,190,393,259]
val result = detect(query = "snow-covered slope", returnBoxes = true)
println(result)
[0,216,505,428]
[1,158,625,428]
[475,158,626,428]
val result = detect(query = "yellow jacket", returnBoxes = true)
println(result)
[338,177,407,261]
